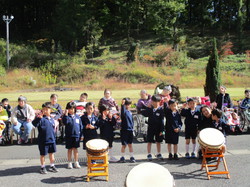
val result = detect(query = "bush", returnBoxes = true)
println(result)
[220,62,249,72]
[0,66,6,76]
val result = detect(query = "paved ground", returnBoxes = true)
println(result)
[0,133,250,187]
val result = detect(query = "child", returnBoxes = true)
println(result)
[141,94,164,161]
[81,102,99,150]
[119,98,136,163]
[98,89,119,112]
[50,94,63,138]
[159,86,172,106]
[181,98,201,158]
[1,98,11,118]
[230,112,242,133]
[32,102,58,174]
[98,104,118,162]
[215,85,233,111]
[165,99,182,160]
[211,109,229,153]
[63,101,83,169]
[240,89,250,109]
[75,93,88,116]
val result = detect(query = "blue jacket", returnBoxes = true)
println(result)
[180,108,201,132]
[32,116,55,144]
[141,106,164,132]
[213,118,229,137]
[164,108,182,132]
[81,113,99,140]
[63,114,83,138]
[240,98,250,109]
[121,105,134,131]
[50,103,63,120]
[98,116,116,138]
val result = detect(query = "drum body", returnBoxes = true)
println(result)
[198,128,225,150]
[126,163,174,187]
[86,139,109,156]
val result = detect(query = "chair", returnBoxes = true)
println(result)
[201,147,230,180]
[10,125,36,144]
[86,153,109,182]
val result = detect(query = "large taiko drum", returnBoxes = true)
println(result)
[198,128,225,150]
[86,139,109,156]
[125,163,175,187]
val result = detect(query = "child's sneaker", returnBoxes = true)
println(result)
[109,156,119,162]
[119,156,126,163]
[185,152,190,159]
[48,165,59,172]
[156,153,164,160]
[40,167,47,174]
[74,162,81,169]
[168,153,173,160]
[130,157,136,163]
[67,162,73,169]
[18,138,22,145]
[147,154,153,161]
[174,153,179,160]
[191,152,196,158]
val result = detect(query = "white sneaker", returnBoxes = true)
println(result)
[18,138,22,145]
[109,156,119,162]
[67,162,73,169]
[74,162,81,169]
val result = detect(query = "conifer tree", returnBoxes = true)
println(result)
[204,38,221,102]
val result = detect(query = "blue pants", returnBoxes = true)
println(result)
[12,120,33,141]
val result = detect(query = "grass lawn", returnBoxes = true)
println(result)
[1,88,246,109]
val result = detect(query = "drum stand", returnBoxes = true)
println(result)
[201,147,230,180]
[86,153,109,182]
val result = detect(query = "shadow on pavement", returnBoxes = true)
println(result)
[41,176,84,184]
[0,165,38,176]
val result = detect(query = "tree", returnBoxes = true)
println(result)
[204,38,221,102]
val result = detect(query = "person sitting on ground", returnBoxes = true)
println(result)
[229,112,242,133]
[215,85,233,111]
[11,96,35,144]
[32,102,59,174]
[75,93,88,116]
[1,98,11,118]
[159,86,172,107]
[136,90,151,114]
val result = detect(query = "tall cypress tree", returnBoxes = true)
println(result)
[204,38,221,102]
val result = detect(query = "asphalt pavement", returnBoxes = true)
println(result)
[0,132,250,187]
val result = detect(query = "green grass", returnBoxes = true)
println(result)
[1,88,246,109]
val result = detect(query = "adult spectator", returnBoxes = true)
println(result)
[11,96,35,144]
[136,90,151,114]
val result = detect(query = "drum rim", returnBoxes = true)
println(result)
[198,128,225,147]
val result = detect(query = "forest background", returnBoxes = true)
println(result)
[0,0,249,99]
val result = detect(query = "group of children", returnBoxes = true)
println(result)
[0,88,249,175]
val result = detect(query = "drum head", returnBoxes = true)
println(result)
[126,163,174,187]
[199,128,225,147]
[86,139,108,150]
